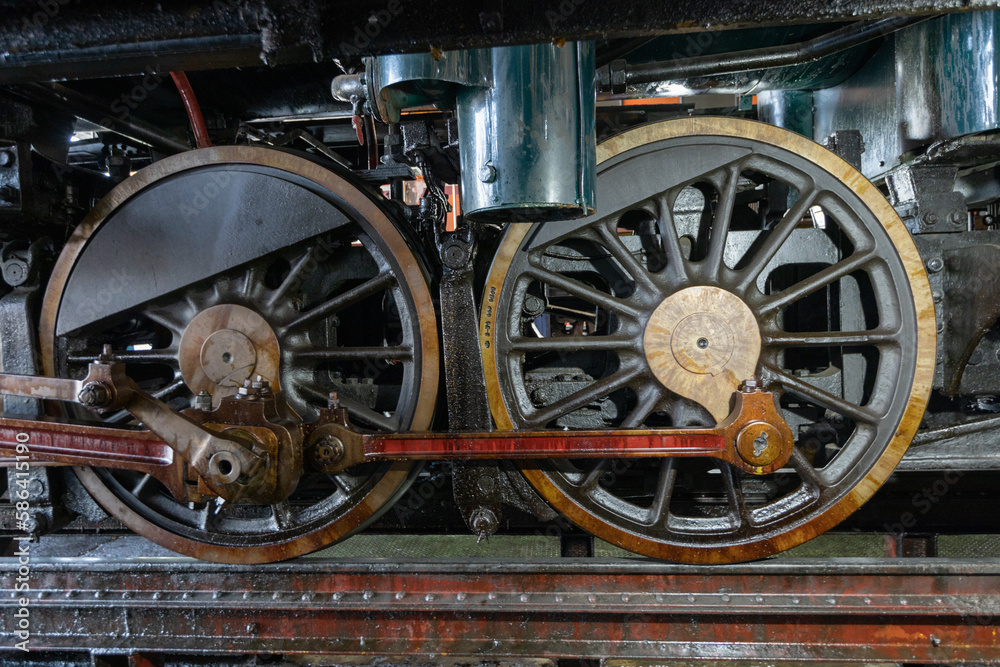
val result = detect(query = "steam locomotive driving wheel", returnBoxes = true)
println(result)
[482,118,935,562]
[39,147,439,563]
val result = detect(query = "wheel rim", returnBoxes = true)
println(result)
[41,147,439,563]
[481,118,934,563]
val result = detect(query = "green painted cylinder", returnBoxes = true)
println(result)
[370,42,596,222]
[456,42,596,222]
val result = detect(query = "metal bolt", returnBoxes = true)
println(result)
[313,435,345,464]
[194,390,213,411]
[950,210,965,225]
[470,508,499,541]
[442,243,467,269]
[328,392,341,409]
[926,257,944,273]
[930,634,941,647]
[522,294,545,317]
[237,379,260,400]
[922,211,939,226]
[479,163,497,183]
[740,377,759,393]
[0,150,13,168]
[77,382,112,408]
[2,260,27,287]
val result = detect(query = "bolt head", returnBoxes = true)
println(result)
[479,164,497,183]
[0,150,13,168]
[77,382,112,408]
[927,257,944,273]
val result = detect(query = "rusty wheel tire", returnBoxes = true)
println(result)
[41,147,439,563]
[480,118,934,563]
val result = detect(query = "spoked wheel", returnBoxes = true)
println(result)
[40,147,439,563]
[481,118,934,563]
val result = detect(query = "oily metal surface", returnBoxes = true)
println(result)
[481,117,935,563]
[39,146,440,564]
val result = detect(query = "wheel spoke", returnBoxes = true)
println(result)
[645,458,676,526]
[789,447,825,492]
[291,346,412,362]
[654,193,689,283]
[266,247,317,309]
[525,365,641,427]
[703,163,741,280]
[285,272,396,331]
[526,264,641,321]
[68,348,179,365]
[734,190,818,292]
[299,383,399,431]
[271,500,294,530]
[579,459,610,491]
[761,329,900,348]
[763,364,879,424]
[104,377,187,423]
[592,222,658,293]
[142,310,187,337]
[130,473,154,498]
[721,465,749,528]
[759,249,876,316]
[508,336,635,354]
[240,264,267,299]
[621,385,662,428]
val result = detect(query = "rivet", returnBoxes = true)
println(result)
[588,594,597,603]
[687,594,696,603]
[520,594,529,602]
[395,591,406,600]
[721,594,731,602]
[621,594,630,602]
[487,593,497,600]
[425,593,435,602]
[362,590,374,600]
[863,597,872,604]
[332,592,343,600]
[456,592,467,601]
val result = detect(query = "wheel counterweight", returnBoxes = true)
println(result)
[40,147,439,563]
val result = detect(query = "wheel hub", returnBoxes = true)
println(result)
[643,286,761,421]
[179,304,281,402]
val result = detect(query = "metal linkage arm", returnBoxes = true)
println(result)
[306,380,795,476]
[0,350,266,503]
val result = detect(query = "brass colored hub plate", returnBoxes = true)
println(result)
[179,304,281,403]
[643,285,761,421]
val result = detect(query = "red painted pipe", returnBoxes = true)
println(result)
[170,71,213,149]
